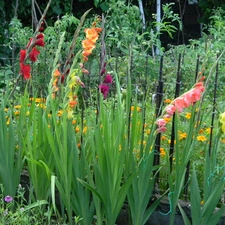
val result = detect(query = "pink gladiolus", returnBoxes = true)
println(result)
[156,119,166,127]
[173,98,185,113]
[157,126,167,133]
[165,105,176,116]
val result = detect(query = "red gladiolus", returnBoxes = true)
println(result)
[36,33,44,39]
[39,27,45,32]
[29,47,40,62]
[35,38,45,47]
[26,38,33,48]
[20,63,31,80]
[20,50,26,63]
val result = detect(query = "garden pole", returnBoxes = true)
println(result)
[208,54,219,156]
[154,56,164,184]
[138,0,146,30]
[156,0,161,55]
[169,54,182,173]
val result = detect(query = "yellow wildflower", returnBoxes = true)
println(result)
[161,136,167,141]
[83,126,88,134]
[75,126,80,133]
[164,117,171,123]
[198,129,204,134]
[14,105,21,109]
[168,140,176,144]
[160,147,166,156]
[185,113,191,119]
[179,132,187,140]
[164,99,172,104]
[197,135,207,142]
[205,128,212,134]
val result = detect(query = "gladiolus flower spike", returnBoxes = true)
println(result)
[156,81,205,133]
[19,32,45,80]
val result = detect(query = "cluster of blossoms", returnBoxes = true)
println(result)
[19,25,45,79]
[65,69,85,119]
[156,81,205,133]
[82,22,102,62]
[99,73,113,99]
[98,62,113,99]
[51,67,65,99]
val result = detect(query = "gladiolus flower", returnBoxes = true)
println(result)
[29,47,40,62]
[61,75,65,83]
[69,100,77,108]
[157,126,167,133]
[165,105,176,116]
[20,63,31,79]
[36,33,44,39]
[156,119,166,127]
[35,38,45,47]
[99,84,109,99]
[103,74,113,84]
[20,50,26,63]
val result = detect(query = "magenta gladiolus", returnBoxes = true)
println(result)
[99,84,110,99]
[103,74,113,84]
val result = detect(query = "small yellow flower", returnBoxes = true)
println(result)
[205,128,212,134]
[185,113,191,119]
[168,140,176,144]
[6,118,10,125]
[179,132,187,140]
[164,117,171,123]
[57,110,63,117]
[83,126,88,134]
[75,126,80,133]
[161,136,167,141]
[72,120,76,125]
[164,99,172,104]
[131,106,141,112]
[14,105,21,109]
[26,111,30,116]
[35,98,46,103]
[197,135,207,142]
[160,147,166,156]
[145,129,151,135]
[198,129,204,134]
[14,111,20,115]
